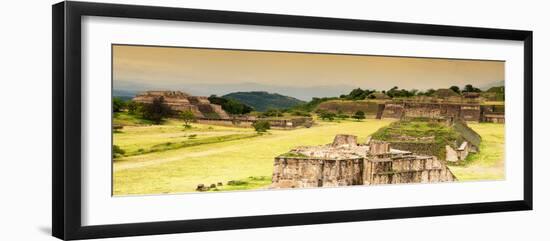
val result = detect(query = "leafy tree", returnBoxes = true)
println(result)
[386,86,399,97]
[127,101,140,115]
[417,88,436,96]
[342,88,376,100]
[252,120,271,133]
[113,97,126,112]
[462,84,481,93]
[337,110,349,119]
[207,95,226,105]
[262,108,284,117]
[386,86,415,98]
[352,111,366,121]
[450,86,461,94]
[180,110,196,128]
[222,99,244,115]
[319,111,336,121]
[291,110,311,117]
[141,96,171,124]
[486,86,505,101]
[348,88,367,100]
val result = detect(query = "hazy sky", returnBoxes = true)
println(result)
[113,45,504,100]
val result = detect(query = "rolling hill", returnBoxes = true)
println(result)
[222,91,305,112]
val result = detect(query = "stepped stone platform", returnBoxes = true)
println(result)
[271,135,456,189]
[132,90,229,119]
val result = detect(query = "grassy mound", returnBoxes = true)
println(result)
[371,119,463,159]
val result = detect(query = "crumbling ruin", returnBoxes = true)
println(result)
[133,91,229,119]
[379,101,482,122]
[271,135,456,189]
[374,89,505,123]
[370,118,481,163]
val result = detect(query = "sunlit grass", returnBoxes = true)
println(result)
[113,114,504,195]
[208,176,273,192]
[113,119,394,195]
[448,123,505,181]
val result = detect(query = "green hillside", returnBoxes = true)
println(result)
[223,91,305,111]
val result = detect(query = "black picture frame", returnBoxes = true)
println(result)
[52,1,533,240]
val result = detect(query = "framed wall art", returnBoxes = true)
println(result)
[52,1,533,240]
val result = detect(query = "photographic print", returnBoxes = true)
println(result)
[112,44,505,196]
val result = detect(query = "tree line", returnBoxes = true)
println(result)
[339,84,483,100]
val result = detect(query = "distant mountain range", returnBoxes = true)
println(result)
[113,80,354,101]
[113,89,136,101]
[222,91,305,112]
[113,80,506,109]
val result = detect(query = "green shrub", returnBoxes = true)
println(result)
[113,145,125,158]
[112,97,126,112]
[261,109,284,117]
[279,152,308,158]
[352,111,366,121]
[319,111,336,121]
[292,110,312,117]
[337,114,349,119]
[141,97,171,124]
[227,180,249,186]
[253,120,271,133]
[180,110,196,128]
[127,101,141,114]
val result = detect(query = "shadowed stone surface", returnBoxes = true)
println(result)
[271,135,456,189]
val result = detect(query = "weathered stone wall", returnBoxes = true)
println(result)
[375,104,385,119]
[364,155,456,184]
[381,103,404,119]
[402,103,480,121]
[332,134,358,147]
[196,119,253,128]
[265,117,313,128]
[385,142,441,159]
[452,121,481,150]
[369,168,455,184]
[380,101,482,122]
[480,105,505,123]
[271,137,458,189]
[210,104,230,119]
[316,100,381,116]
[403,103,447,119]
[459,105,481,121]
[271,157,364,188]
[369,141,390,154]
[272,149,456,188]
[197,117,313,129]
[483,114,505,123]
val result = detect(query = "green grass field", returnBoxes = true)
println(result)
[113,116,505,196]
[447,123,505,181]
[113,118,393,195]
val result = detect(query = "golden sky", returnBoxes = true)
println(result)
[113,44,504,100]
